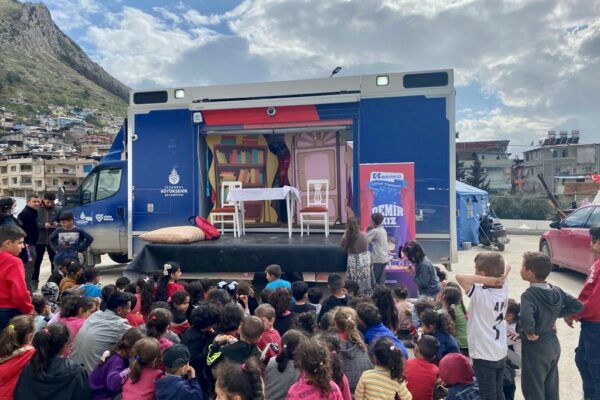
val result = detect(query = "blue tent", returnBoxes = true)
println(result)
[456,181,489,249]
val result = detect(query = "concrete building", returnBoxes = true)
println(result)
[0,156,96,197]
[456,140,512,192]
[522,130,600,193]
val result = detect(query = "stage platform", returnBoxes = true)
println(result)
[126,233,348,281]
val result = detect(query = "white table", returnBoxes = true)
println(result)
[227,186,301,238]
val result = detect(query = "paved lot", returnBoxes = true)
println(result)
[37,234,587,399]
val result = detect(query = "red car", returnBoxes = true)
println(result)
[540,205,599,274]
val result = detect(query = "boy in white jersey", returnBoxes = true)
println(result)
[457,252,510,400]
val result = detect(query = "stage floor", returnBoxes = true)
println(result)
[127,232,348,281]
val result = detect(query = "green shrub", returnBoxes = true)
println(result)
[490,195,553,220]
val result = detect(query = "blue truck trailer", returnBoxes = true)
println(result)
[61,70,457,279]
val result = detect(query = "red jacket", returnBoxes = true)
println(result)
[576,259,600,322]
[257,328,281,364]
[0,345,35,399]
[0,252,33,314]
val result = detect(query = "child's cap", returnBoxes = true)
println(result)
[439,353,474,385]
[163,344,191,370]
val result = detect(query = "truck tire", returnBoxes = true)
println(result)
[109,253,131,264]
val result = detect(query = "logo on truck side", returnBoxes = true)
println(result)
[168,168,180,185]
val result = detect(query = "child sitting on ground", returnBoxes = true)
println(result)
[265,264,291,290]
[155,344,204,399]
[155,263,185,302]
[355,302,408,358]
[404,334,440,400]
[439,353,479,400]
[79,266,102,298]
[89,328,144,399]
[254,303,281,364]
[215,359,264,400]
[0,315,36,398]
[115,276,130,292]
[355,337,412,400]
[290,281,317,313]
[58,260,83,295]
[207,315,264,370]
[31,295,51,332]
[264,329,305,400]
[444,282,469,354]
[393,286,414,340]
[420,309,460,363]
[47,258,74,286]
[146,308,174,356]
[121,337,163,400]
[519,251,583,400]
[316,332,352,400]
[318,274,348,323]
[169,291,190,337]
[503,299,521,400]
[308,287,323,315]
[287,337,343,400]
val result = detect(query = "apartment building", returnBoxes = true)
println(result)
[456,140,512,192]
[0,156,96,197]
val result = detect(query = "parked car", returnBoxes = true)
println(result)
[539,204,600,274]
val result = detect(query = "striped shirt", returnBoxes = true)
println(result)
[354,366,413,400]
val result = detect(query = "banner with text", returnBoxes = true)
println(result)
[359,163,416,258]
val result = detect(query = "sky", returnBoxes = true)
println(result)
[32,0,600,156]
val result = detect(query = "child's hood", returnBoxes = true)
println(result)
[525,285,565,312]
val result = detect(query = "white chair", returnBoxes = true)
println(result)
[210,181,242,237]
[300,179,330,237]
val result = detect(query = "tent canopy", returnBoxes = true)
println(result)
[456,181,489,249]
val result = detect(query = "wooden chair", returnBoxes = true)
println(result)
[210,181,242,237]
[300,179,330,237]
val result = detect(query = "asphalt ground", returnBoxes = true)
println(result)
[36,234,587,399]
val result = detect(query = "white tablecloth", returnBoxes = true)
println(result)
[227,186,301,202]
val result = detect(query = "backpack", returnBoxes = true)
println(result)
[188,216,221,240]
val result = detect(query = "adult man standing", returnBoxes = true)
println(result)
[35,192,60,278]
[18,194,40,292]
[69,291,132,372]
[0,225,33,330]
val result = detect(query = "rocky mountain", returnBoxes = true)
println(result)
[0,0,128,121]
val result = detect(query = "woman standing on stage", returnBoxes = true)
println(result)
[341,218,373,297]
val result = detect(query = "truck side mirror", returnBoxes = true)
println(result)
[57,186,66,205]
[82,190,92,204]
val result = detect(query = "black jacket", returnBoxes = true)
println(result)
[14,356,91,399]
[181,327,215,398]
[19,205,39,245]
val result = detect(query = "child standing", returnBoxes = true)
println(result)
[89,327,144,399]
[456,252,510,400]
[355,337,412,400]
[122,338,163,400]
[15,323,91,399]
[404,335,440,400]
[0,315,35,399]
[156,263,185,301]
[570,226,600,400]
[342,217,373,297]
[519,251,583,400]
[503,300,521,400]
[318,274,348,323]
[445,282,469,354]
[366,212,389,285]
[287,337,343,400]
[254,303,281,364]
[49,211,93,270]
[155,344,203,399]
[265,264,291,290]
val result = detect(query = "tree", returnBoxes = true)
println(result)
[465,154,490,191]
[456,158,466,182]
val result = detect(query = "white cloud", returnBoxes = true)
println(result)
[152,7,182,23]
[44,0,104,31]
[183,9,222,25]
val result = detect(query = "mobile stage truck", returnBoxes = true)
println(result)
[61,70,457,282]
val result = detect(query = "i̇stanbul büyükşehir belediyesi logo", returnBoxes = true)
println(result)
[168,168,180,185]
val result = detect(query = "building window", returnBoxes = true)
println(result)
[21,177,31,184]
[35,180,42,187]
[2,179,7,185]
[584,166,593,173]
[0,167,6,173]
[10,166,16,172]
[552,150,559,158]
[11,178,17,184]
[20,165,32,172]
[52,179,58,186]
[562,149,568,158]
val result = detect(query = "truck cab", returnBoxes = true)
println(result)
[59,127,129,265]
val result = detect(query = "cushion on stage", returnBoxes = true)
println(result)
[140,226,205,243]
[300,206,328,213]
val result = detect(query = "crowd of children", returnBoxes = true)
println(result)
[0,219,599,400]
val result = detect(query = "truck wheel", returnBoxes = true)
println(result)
[109,253,131,264]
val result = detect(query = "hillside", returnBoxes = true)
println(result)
[0,0,128,122]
